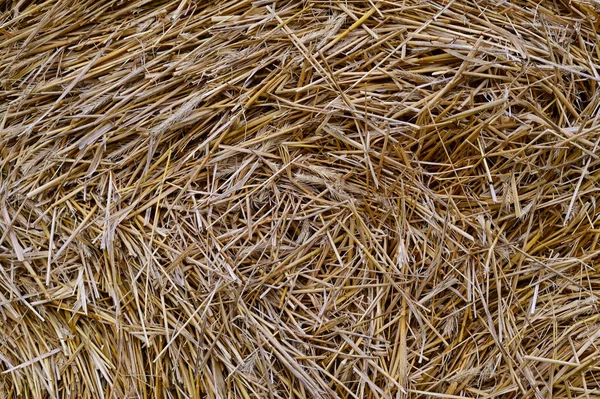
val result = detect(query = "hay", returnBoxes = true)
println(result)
[1,0,600,397]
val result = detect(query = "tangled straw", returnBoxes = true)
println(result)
[1,0,600,398]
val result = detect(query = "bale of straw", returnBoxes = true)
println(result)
[1,0,600,398]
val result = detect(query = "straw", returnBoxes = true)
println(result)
[1,0,600,398]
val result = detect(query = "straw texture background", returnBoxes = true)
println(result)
[1,0,600,398]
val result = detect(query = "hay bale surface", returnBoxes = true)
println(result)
[1,0,600,398]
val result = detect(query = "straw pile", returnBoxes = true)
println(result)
[1,0,600,398]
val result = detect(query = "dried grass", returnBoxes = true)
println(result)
[1,0,600,398]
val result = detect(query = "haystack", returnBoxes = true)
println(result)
[1,0,600,398]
